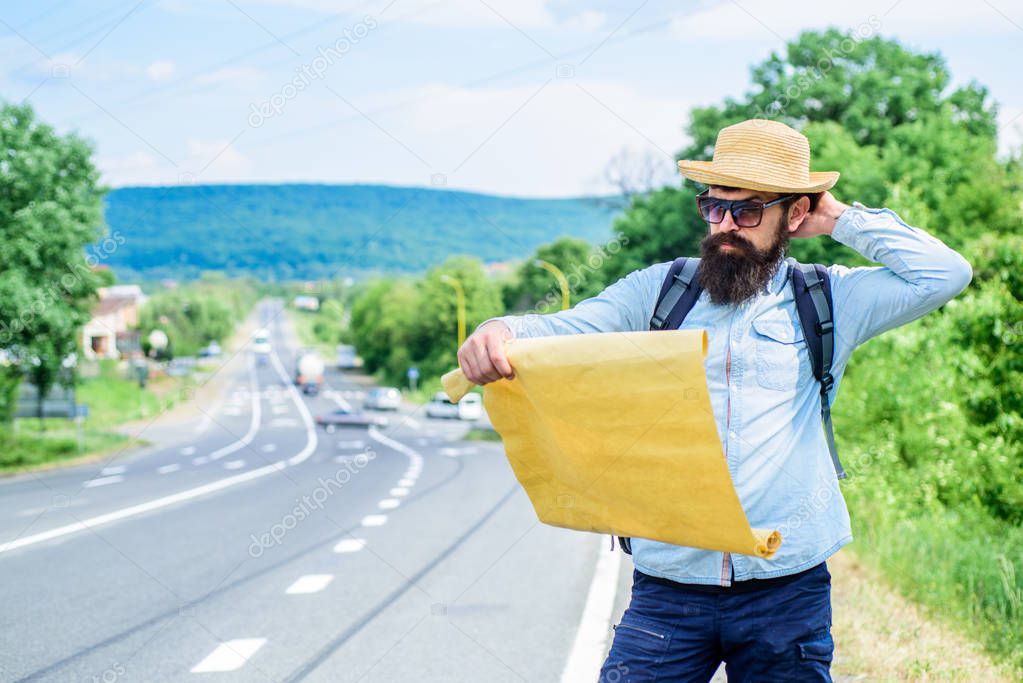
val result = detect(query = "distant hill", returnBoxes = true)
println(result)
[101,184,621,281]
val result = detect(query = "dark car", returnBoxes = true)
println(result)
[315,407,388,432]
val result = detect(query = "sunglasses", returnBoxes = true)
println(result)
[696,190,794,228]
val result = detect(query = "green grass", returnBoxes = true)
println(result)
[846,483,1023,674]
[76,360,190,428]
[463,426,501,442]
[0,424,129,472]
[1,360,187,473]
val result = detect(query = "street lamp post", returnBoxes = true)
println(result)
[439,274,466,348]
[534,259,571,310]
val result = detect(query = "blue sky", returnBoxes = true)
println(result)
[1,0,1021,197]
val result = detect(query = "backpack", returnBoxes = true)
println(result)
[616,256,844,555]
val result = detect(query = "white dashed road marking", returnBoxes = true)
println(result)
[261,443,276,453]
[389,487,409,497]
[157,464,181,475]
[378,499,400,510]
[361,515,387,527]
[0,351,317,557]
[333,538,366,553]
[336,439,365,449]
[190,638,266,673]
[223,460,245,470]
[398,478,415,488]
[100,465,126,476]
[192,456,209,466]
[285,574,334,594]
[180,446,196,456]
[83,475,123,488]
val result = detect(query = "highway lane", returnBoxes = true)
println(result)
[0,300,608,682]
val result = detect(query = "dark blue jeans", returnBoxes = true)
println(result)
[599,563,833,682]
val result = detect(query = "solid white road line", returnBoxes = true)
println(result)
[190,638,266,673]
[333,538,366,553]
[157,464,181,475]
[83,475,123,488]
[377,499,400,510]
[267,349,318,467]
[0,342,317,557]
[223,460,245,470]
[285,574,334,594]
[559,542,623,683]
[361,515,387,527]
[100,465,126,476]
[208,361,261,462]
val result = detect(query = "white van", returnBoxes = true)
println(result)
[456,393,483,421]
[426,392,483,421]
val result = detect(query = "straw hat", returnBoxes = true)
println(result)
[677,119,839,193]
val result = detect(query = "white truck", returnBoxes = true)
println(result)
[295,352,325,396]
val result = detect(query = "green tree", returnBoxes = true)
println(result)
[503,237,611,313]
[604,28,1014,279]
[0,102,106,419]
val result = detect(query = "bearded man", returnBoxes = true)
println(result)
[455,119,972,682]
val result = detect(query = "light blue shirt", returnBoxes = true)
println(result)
[488,204,972,585]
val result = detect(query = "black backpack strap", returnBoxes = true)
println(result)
[787,257,846,480]
[650,257,703,330]
[618,257,705,553]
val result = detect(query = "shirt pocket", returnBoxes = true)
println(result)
[751,315,811,391]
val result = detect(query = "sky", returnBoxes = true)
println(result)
[1,0,1021,197]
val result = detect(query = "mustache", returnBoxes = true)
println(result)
[705,231,754,253]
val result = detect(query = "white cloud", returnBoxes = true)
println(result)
[671,0,1023,42]
[146,60,176,81]
[247,0,603,30]
[318,78,691,195]
[998,106,1023,156]
[98,138,250,187]
[564,10,607,33]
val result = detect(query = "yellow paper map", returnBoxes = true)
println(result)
[442,329,781,559]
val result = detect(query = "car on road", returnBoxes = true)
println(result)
[315,407,388,432]
[199,341,222,357]
[336,344,359,369]
[295,351,324,396]
[252,329,271,356]
[425,392,483,420]
[364,387,401,411]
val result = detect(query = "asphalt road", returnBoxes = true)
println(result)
[0,300,610,683]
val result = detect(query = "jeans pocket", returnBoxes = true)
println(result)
[611,613,671,656]
[797,629,834,663]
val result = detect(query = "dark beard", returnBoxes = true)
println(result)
[697,221,789,306]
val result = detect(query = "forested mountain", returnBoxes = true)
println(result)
[101,184,620,281]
